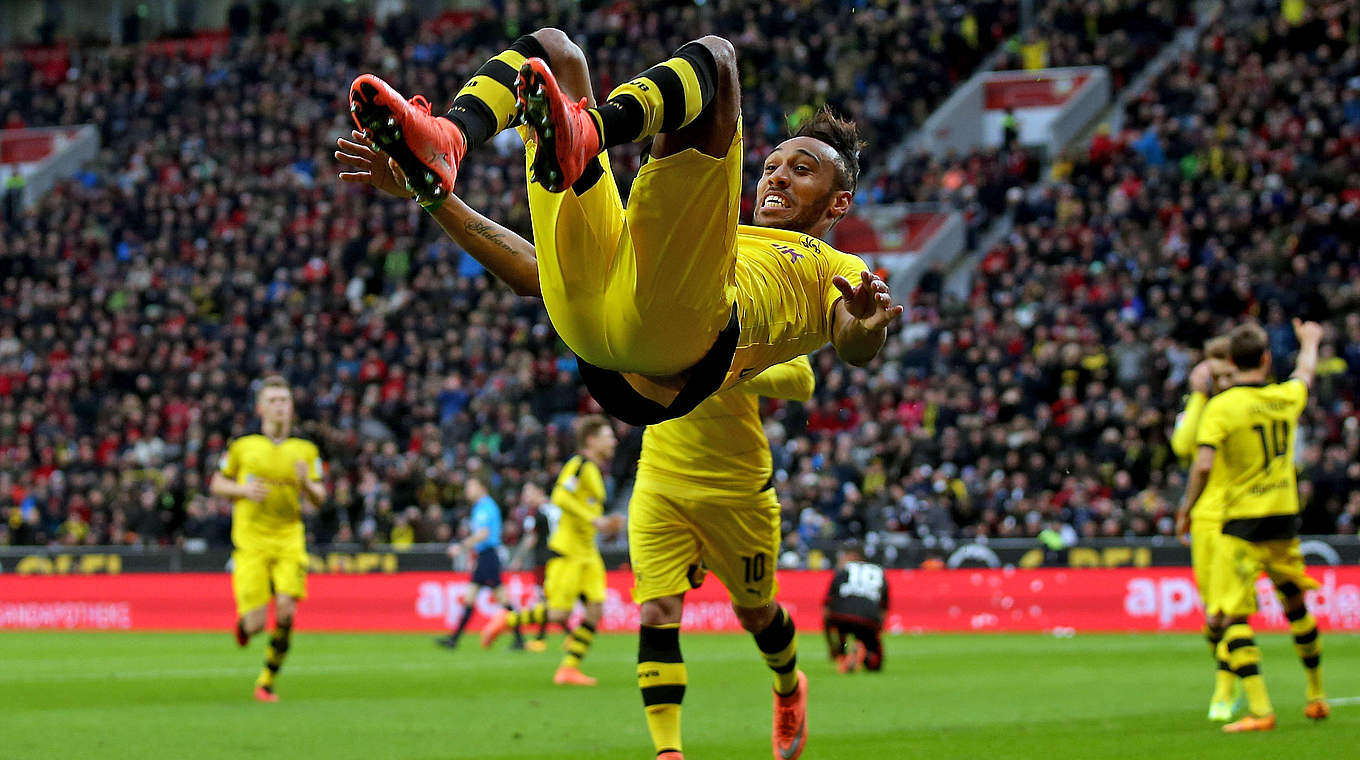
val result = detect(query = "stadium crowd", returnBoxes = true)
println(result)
[1,0,1357,557]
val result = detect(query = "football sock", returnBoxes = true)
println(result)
[591,41,718,149]
[1204,624,1235,703]
[506,602,525,645]
[451,601,476,639]
[1221,623,1272,716]
[754,606,800,696]
[562,620,597,668]
[445,35,550,147]
[255,621,292,690]
[1287,606,1324,701]
[506,603,546,628]
[638,624,685,756]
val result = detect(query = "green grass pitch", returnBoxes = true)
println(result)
[4,631,1357,759]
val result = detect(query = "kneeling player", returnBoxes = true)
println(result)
[823,541,888,673]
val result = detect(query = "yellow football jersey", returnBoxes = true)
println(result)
[219,434,322,555]
[722,226,867,392]
[1196,379,1307,522]
[1173,391,1229,523]
[549,455,606,558]
[638,356,814,497]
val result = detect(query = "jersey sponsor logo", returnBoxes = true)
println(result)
[772,243,802,263]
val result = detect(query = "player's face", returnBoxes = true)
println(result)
[754,137,851,236]
[256,388,293,428]
[589,426,617,462]
[1208,359,1235,394]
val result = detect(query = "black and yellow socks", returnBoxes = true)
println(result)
[1220,622,1272,717]
[591,41,719,148]
[638,624,685,756]
[506,603,546,628]
[1286,605,1324,701]
[562,620,597,669]
[446,35,550,146]
[754,606,800,696]
[1204,624,1235,703]
[255,622,292,691]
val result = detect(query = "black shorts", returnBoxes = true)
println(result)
[577,306,738,425]
[471,547,502,588]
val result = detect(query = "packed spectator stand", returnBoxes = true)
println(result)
[1,0,1356,562]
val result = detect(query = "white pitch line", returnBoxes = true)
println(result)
[1327,696,1360,706]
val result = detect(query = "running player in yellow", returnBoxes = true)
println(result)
[483,415,618,687]
[1172,336,1239,719]
[336,119,816,758]
[209,375,325,702]
[348,28,901,427]
[1179,320,1328,733]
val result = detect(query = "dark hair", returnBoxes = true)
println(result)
[794,107,863,194]
[1228,323,1268,370]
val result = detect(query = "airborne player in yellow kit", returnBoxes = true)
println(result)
[209,375,326,702]
[348,27,901,431]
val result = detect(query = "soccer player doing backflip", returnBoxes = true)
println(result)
[347,28,901,428]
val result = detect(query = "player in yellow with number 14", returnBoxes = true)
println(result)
[210,375,326,702]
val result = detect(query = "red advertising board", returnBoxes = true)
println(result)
[983,74,1090,110]
[4,568,1360,633]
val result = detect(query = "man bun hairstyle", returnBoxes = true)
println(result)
[794,106,863,194]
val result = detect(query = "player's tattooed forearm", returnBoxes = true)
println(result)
[464,219,518,257]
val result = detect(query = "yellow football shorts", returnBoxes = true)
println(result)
[524,121,742,376]
[1190,517,1222,614]
[232,548,308,616]
[544,552,608,610]
[1210,534,1319,618]
[628,481,781,609]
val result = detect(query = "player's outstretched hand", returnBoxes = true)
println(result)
[1293,318,1323,346]
[833,270,904,331]
[335,130,414,199]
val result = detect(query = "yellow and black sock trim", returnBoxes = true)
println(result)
[1288,606,1321,668]
[257,622,292,688]
[638,624,685,755]
[508,603,546,628]
[593,41,718,149]
[754,606,799,696]
[1222,622,1273,716]
[562,620,597,667]
[1203,623,1229,669]
[446,35,549,146]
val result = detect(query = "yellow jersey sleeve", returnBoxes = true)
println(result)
[1171,392,1208,459]
[1195,395,1230,450]
[219,439,241,478]
[549,456,604,557]
[823,252,870,338]
[304,442,324,481]
[741,356,814,401]
[1283,377,1308,411]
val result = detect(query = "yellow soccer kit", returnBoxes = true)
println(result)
[630,356,814,608]
[219,434,322,615]
[526,120,867,385]
[546,454,608,610]
[1197,379,1316,616]
[1172,390,1230,609]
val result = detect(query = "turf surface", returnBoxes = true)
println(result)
[3,631,1356,759]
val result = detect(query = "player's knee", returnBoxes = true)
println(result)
[531,28,585,72]
[639,595,683,627]
[691,35,736,75]
[733,602,776,633]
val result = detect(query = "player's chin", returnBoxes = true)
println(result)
[753,206,797,228]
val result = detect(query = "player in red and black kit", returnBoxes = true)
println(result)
[823,541,888,673]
